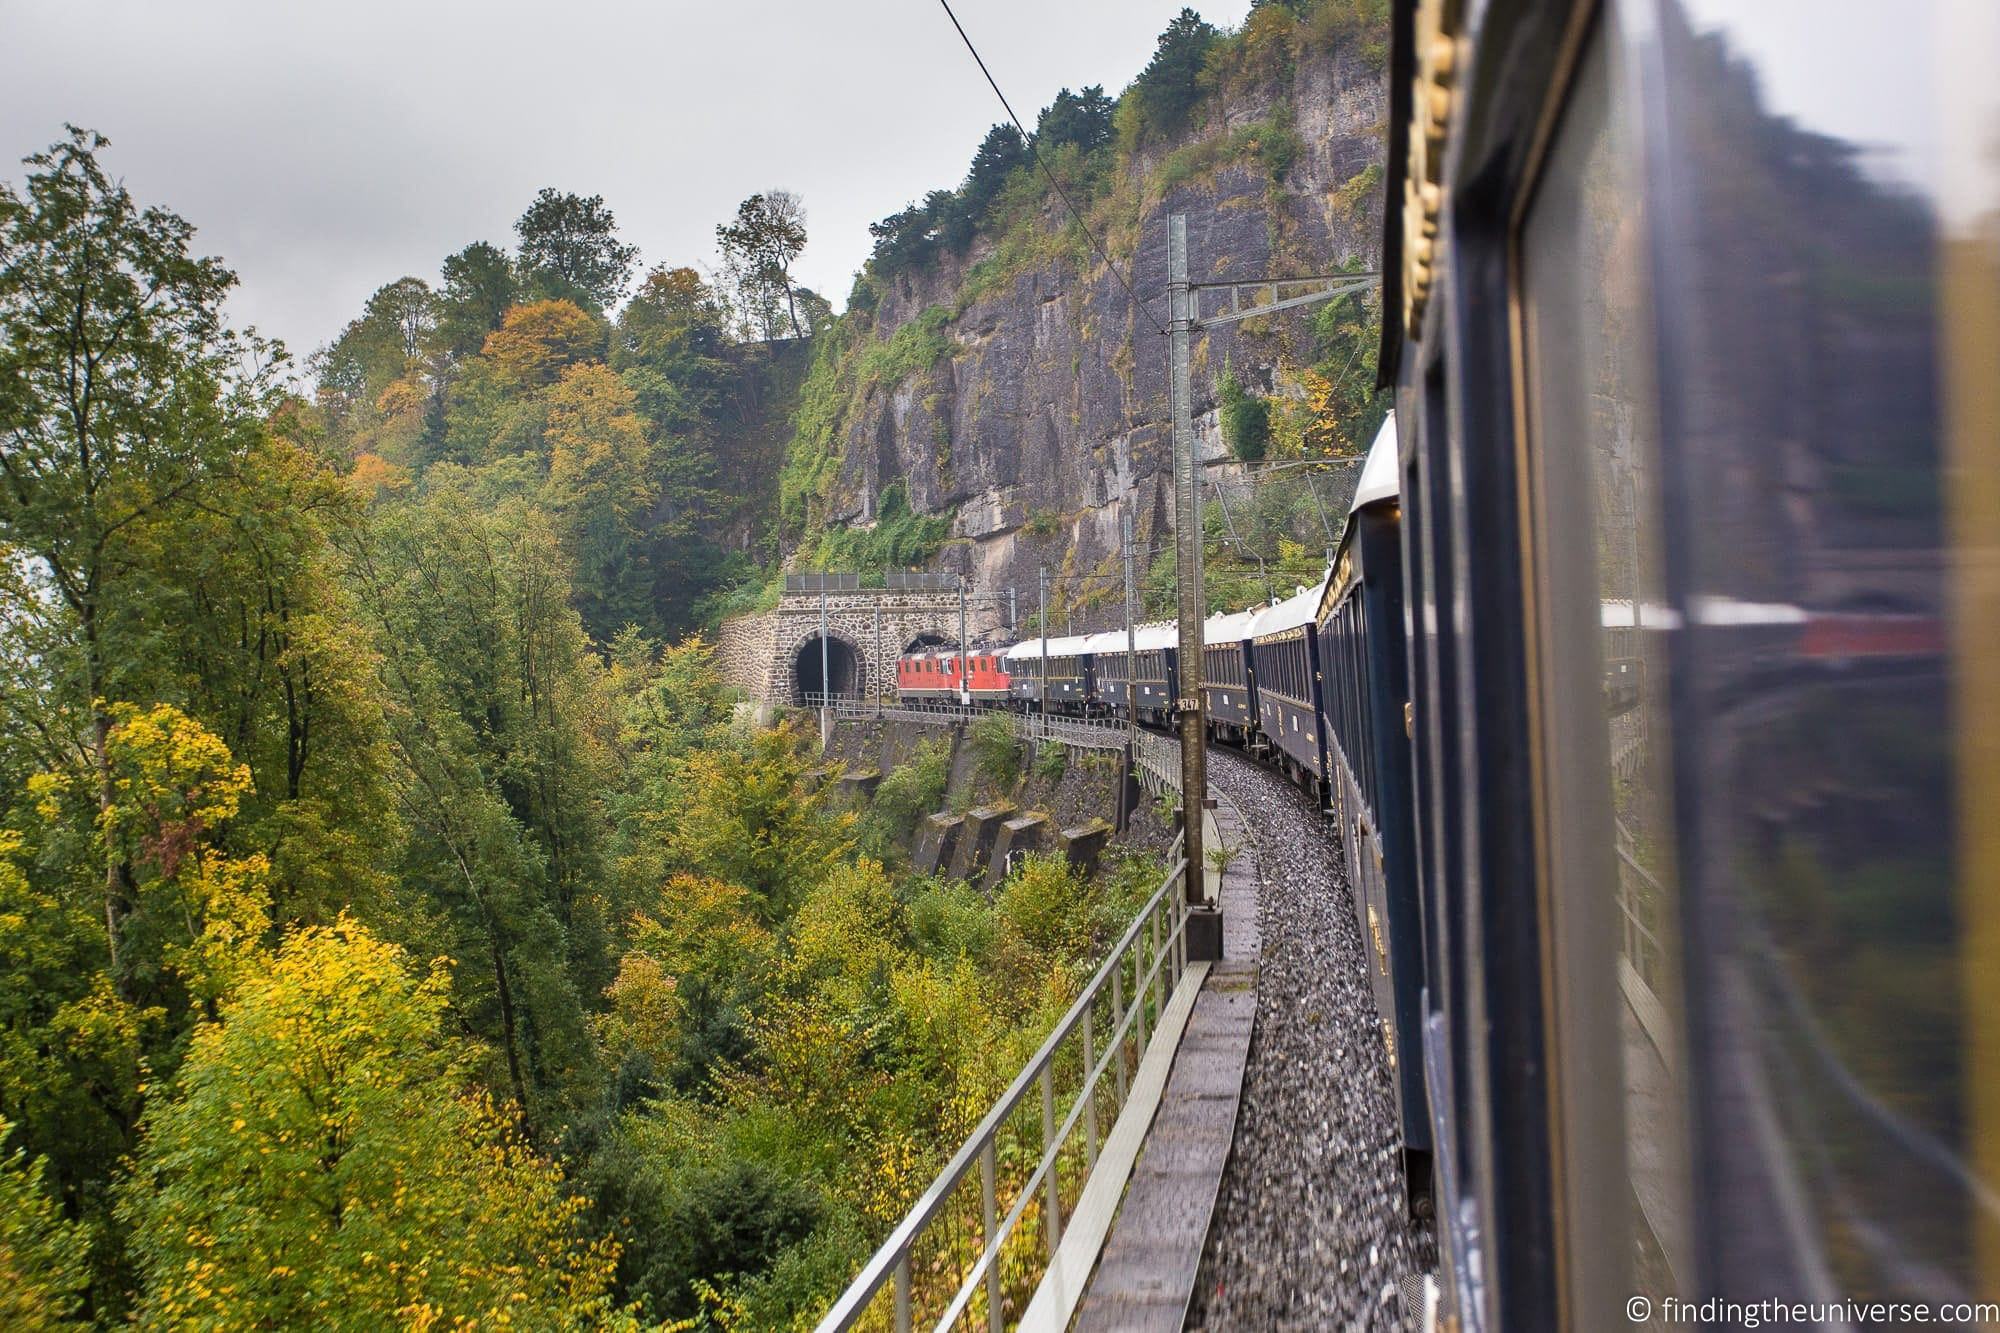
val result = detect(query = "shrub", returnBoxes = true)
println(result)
[1220,367,1272,461]
[645,1158,825,1321]
[970,712,1022,788]
[1033,740,1069,783]
[859,737,952,863]
[906,877,997,961]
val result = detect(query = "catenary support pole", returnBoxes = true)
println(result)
[1123,500,1139,744]
[1039,565,1050,733]
[820,580,832,746]
[958,574,970,706]
[1169,213,1218,951]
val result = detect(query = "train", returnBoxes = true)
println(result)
[881,0,1994,1324]
[888,413,1440,1213]
[1370,0,1989,1327]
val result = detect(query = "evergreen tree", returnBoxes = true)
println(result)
[1128,8,1221,142]
[515,188,640,311]
[1034,86,1115,154]
[433,241,519,361]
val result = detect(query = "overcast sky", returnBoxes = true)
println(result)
[0,0,1252,364]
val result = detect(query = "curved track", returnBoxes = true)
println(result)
[1187,747,1436,1330]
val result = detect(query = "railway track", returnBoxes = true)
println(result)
[1189,746,1436,1330]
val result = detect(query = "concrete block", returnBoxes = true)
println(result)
[833,769,880,806]
[1059,820,1114,878]
[984,812,1050,891]
[949,802,1014,882]
[913,813,962,876]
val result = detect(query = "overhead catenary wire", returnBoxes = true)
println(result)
[933,0,1169,337]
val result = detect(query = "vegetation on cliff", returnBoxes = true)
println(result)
[778,0,1392,600]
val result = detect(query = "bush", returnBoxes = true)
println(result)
[1220,367,1272,461]
[640,1158,825,1321]
[859,737,952,863]
[906,877,997,960]
[970,712,1022,788]
[1033,740,1069,783]
[995,852,1093,972]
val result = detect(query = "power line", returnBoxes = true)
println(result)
[934,0,1169,337]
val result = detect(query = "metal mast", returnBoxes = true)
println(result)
[1169,214,1210,918]
[1038,565,1050,730]
[1123,500,1138,744]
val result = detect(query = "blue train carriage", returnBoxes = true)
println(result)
[1314,411,1430,1210]
[1127,622,1179,724]
[1247,575,1332,788]
[1201,606,1261,741]
[1002,633,1095,714]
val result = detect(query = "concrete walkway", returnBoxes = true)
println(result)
[1069,791,1261,1331]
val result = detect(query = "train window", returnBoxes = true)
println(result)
[1518,13,1688,1322]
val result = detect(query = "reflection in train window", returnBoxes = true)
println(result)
[1519,14,1689,1323]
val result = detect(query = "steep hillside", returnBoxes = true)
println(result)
[779,2,1390,623]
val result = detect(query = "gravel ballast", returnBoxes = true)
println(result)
[1188,747,1436,1330]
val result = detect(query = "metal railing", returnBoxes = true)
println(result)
[803,695,1182,795]
[814,847,1192,1332]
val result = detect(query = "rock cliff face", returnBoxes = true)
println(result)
[780,37,1387,625]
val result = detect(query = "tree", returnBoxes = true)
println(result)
[119,919,620,1328]
[1219,366,1272,461]
[0,1117,90,1330]
[0,127,270,998]
[716,191,809,340]
[611,266,729,414]
[340,484,605,1119]
[515,188,639,311]
[433,241,518,361]
[1035,86,1115,155]
[541,363,660,637]
[960,124,1027,219]
[482,298,604,387]
[316,277,435,412]
[658,724,849,925]
[1125,8,1221,143]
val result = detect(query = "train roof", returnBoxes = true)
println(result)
[1315,413,1401,624]
[1349,411,1399,514]
[1078,620,1176,654]
[1202,606,1262,646]
[1002,633,1095,662]
[1252,575,1332,640]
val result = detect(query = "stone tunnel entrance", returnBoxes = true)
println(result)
[794,634,862,703]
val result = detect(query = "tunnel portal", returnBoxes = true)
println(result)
[794,634,862,703]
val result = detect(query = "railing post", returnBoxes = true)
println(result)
[982,1139,1002,1332]
[1082,997,1099,1168]
[1151,910,1165,1016]
[895,1252,911,1333]
[1040,1063,1062,1257]
[1134,944,1149,1054]
[1111,963,1127,1101]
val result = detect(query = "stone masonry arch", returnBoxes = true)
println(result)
[715,589,1008,706]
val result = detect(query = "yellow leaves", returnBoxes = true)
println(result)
[594,951,681,1071]
[541,363,653,520]
[24,772,67,823]
[481,299,602,387]
[349,451,413,499]
[127,917,621,1329]
[99,700,252,842]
